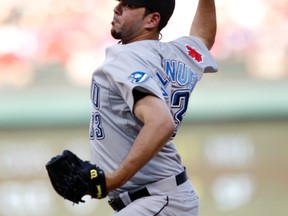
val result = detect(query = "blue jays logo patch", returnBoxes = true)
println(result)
[129,71,150,84]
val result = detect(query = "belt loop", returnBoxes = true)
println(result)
[108,198,125,212]
[176,169,188,186]
[120,191,132,206]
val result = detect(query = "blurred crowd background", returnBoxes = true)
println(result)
[0,0,288,216]
[0,0,287,88]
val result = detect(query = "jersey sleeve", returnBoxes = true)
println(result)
[103,51,164,112]
[169,36,218,80]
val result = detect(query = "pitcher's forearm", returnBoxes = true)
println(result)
[190,0,217,49]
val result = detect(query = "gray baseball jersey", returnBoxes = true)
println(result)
[89,36,218,197]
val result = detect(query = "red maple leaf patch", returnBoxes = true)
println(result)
[186,45,203,62]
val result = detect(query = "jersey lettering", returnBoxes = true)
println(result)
[171,90,190,123]
[163,59,197,91]
[91,80,100,109]
[90,79,105,140]
[156,59,196,128]
[156,72,169,97]
[90,111,105,140]
[165,60,177,82]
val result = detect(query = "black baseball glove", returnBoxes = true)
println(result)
[45,150,107,204]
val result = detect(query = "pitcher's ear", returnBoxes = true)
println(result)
[144,12,161,30]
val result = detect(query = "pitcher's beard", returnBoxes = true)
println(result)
[111,29,122,40]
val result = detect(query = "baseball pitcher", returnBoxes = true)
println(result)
[46,0,218,215]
